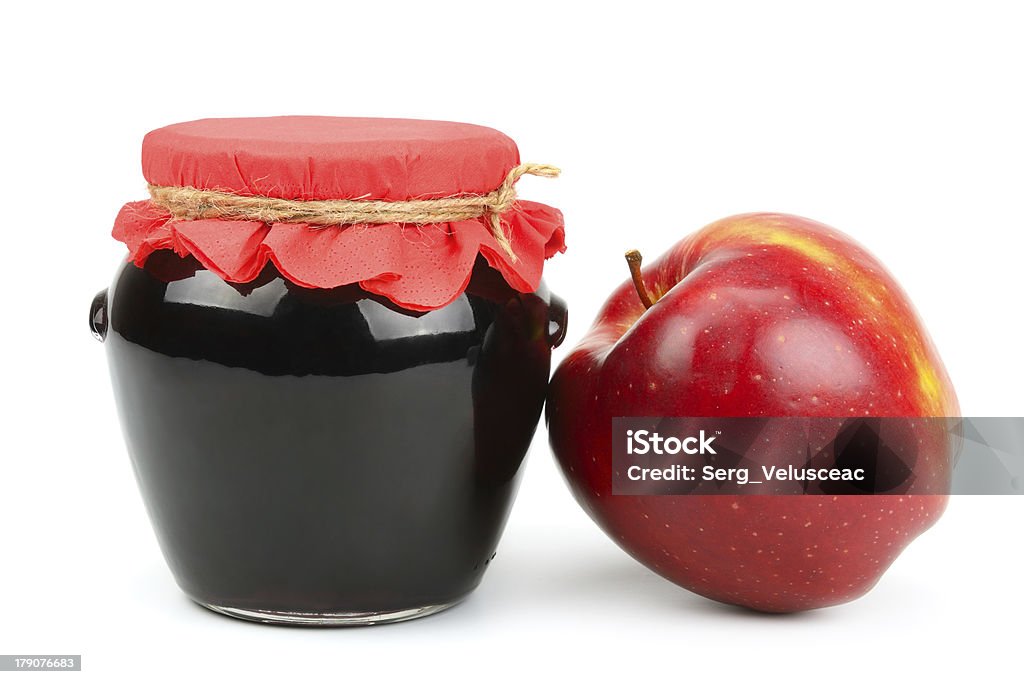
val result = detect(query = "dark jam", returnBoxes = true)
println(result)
[100,252,566,618]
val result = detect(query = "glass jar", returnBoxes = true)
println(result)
[91,117,567,625]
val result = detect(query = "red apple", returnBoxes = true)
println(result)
[547,213,958,612]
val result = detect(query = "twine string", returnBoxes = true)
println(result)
[148,162,560,261]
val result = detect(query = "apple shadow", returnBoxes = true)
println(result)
[582,564,828,622]
[485,538,835,624]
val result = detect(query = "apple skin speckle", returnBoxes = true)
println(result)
[547,213,957,613]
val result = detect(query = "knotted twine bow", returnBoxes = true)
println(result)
[148,163,560,262]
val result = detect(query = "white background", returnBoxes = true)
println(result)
[2,1,1022,682]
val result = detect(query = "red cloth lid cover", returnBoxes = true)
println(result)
[112,116,565,311]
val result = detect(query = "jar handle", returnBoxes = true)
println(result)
[90,289,108,342]
[547,294,568,349]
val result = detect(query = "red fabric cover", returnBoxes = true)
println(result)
[112,116,565,311]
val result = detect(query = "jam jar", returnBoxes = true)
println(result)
[90,117,567,625]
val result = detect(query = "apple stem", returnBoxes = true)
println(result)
[624,249,656,309]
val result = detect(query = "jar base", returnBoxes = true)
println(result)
[195,600,460,626]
